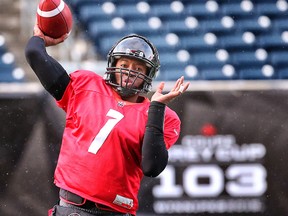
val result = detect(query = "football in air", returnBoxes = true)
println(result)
[37,0,73,38]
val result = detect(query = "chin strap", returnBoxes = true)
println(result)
[116,86,139,98]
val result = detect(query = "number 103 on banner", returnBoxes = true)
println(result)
[153,164,267,198]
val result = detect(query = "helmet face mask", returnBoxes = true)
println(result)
[105,66,152,97]
[104,34,160,98]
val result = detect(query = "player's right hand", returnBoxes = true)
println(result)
[33,22,68,47]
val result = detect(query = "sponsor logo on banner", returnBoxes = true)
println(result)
[152,126,267,215]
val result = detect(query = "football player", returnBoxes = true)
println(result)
[25,24,189,216]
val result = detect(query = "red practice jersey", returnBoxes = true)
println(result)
[54,70,181,215]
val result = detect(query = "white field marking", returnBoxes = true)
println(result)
[37,0,65,18]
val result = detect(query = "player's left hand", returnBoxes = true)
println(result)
[151,76,190,104]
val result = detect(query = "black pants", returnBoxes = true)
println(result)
[50,189,133,216]
[50,204,132,216]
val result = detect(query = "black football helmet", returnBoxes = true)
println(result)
[104,34,160,98]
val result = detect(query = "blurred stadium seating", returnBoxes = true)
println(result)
[65,0,288,81]
[0,34,25,82]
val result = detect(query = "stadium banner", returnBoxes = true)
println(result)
[1,88,288,215]
[138,90,288,216]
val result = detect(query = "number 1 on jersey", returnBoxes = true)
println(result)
[88,109,124,154]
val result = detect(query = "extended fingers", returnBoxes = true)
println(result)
[176,76,185,92]
[179,84,185,93]
[174,76,190,94]
[171,76,184,92]
[179,82,190,94]
[156,82,165,94]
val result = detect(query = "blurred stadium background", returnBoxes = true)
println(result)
[3,0,288,86]
[2,0,288,215]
